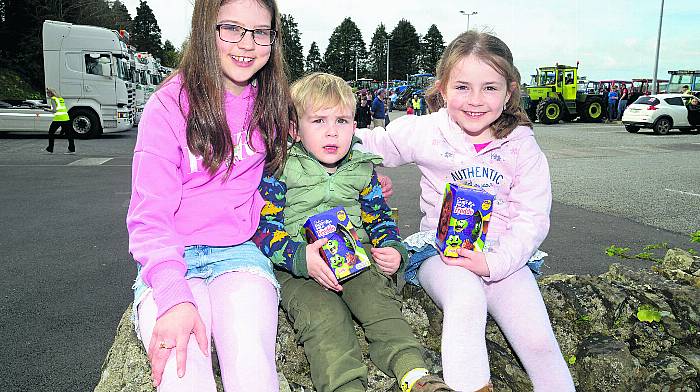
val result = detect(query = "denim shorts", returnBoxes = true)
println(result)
[402,231,545,286]
[131,241,279,334]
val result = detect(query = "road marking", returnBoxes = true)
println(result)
[67,158,113,166]
[665,188,700,197]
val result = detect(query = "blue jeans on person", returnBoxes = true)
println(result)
[617,99,628,120]
[608,101,618,120]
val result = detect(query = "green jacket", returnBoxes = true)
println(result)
[281,141,382,244]
[252,138,407,277]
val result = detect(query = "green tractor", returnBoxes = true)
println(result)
[522,64,605,124]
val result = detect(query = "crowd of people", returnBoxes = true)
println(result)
[600,83,698,122]
[355,89,430,128]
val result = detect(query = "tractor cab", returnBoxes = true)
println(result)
[523,64,604,124]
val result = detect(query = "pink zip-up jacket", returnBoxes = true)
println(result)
[355,108,551,282]
[126,74,266,317]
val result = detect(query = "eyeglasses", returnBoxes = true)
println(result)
[216,24,277,46]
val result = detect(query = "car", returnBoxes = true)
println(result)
[621,93,699,135]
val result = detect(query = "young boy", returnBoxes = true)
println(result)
[252,73,453,392]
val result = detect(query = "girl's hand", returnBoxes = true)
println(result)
[371,246,401,276]
[147,302,208,387]
[439,248,491,277]
[377,174,394,199]
[306,238,343,292]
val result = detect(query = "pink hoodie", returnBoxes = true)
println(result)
[355,108,551,282]
[126,75,266,316]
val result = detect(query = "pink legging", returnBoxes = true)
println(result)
[137,272,279,391]
[418,255,575,391]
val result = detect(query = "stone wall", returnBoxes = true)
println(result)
[95,249,699,391]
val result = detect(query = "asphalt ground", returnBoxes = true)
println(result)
[0,114,698,391]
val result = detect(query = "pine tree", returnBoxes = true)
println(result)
[110,0,132,32]
[0,0,43,88]
[420,24,445,75]
[323,17,366,81]
[161,40,180,68]
[131,0,162,57]
[280,14,304,82]
[388,19,420,81]
[368,23,389,81]
[305,41,323,73]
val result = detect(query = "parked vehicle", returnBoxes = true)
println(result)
[666,70,700,95]
[0,20,135,137]
[132,52,161,124]
[0,100,53,132]
[629,78,668,103]
[599,80,632,92]
[621,93,699,135]
[522,64,604,124]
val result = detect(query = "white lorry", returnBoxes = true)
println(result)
[133,52,161,125]
[0,20,135,138]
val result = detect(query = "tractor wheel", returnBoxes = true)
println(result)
[580,97,604,123]
[536,98,564,124]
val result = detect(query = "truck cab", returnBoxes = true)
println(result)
[42,20,134,138]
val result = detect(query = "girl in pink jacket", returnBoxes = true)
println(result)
[356,31,574,391]
[126,0,292,390]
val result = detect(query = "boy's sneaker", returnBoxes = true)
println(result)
[407,375,455,392]
[45,147,53,153]
[64,150,75,155]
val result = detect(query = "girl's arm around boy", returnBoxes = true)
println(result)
[359,169,409,275]
[355,114,421,167]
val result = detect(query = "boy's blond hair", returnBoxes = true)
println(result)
[290,72,356,118]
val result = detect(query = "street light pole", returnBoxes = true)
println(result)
[460,10,478,30]
[355,51,358,83]
[386,38,391,90]
[652,0,664,94]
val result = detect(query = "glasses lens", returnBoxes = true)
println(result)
[253,29,275,45]
[219,25,243,43]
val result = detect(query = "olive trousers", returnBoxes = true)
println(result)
[276,264,426,392]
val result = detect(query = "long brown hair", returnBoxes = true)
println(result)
[175,0,292,176]
[426,31,531,138]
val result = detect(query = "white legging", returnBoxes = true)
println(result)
[137,272,279,391]
[418,255,575,391]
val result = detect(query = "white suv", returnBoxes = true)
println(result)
[622,93,699,135]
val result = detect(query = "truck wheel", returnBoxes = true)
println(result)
[653,117,672,135]
[70,108,102,139]
[580,97,604,122]
[536,98,563,124]
[625,125,640,133]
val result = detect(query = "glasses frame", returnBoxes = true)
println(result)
[215,23,277,46]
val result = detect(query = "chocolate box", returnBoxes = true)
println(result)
[436,183,494,257]
[303,206,371,282]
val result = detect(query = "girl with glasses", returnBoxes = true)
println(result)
[126,0,292,390]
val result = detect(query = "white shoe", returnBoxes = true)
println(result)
[64,151,76,155]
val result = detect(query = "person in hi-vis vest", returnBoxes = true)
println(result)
[45,88,75,154]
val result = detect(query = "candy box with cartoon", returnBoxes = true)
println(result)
[436,183,493,257]
[303,206,371,282]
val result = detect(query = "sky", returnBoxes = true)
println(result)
[121,0,700,82]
